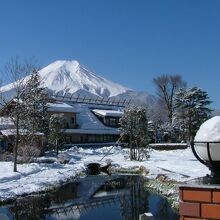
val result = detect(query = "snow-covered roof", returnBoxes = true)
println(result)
[0,117,14,130]
[92,109,123,117]
[0,129,44,136]
[56,103,123,134]
[47,102,78,113]
[0,103,122,136]
[0,117,13,125]
[62,128,120,135]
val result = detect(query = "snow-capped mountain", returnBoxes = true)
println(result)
[39,60,131,97]
[0,60,155,106]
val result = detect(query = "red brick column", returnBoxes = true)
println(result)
[179,185,220,220]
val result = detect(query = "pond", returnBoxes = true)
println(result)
[0,174,179,220]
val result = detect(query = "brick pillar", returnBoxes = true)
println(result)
[179,185,220,219]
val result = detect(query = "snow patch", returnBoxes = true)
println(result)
[92,109,123,117]
[0,146,209,201]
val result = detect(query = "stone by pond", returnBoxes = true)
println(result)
[0,174,179,220]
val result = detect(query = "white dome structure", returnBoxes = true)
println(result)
[194,116,220,161]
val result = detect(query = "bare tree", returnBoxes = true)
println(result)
[153,74,186,124]
[0,57,36,172]
[147,101,167,143]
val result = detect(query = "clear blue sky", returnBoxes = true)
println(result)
[0,0,220,108]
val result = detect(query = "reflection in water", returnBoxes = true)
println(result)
[119,176,148,220]
[0,175,179,220]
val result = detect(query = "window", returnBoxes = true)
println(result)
[71,117,75,124]
[109,118,116,126]
[65,122,69,129]
[89,135,96,142]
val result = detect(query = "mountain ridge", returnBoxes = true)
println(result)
[0,60,155,106]
[39,60,132,97]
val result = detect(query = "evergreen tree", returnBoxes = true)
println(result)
[48,113,64,155]
[21,70,48,154]
[119,106,149,161]
[174,87,212,141]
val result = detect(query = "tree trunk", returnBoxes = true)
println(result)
[14,140,18,172]
[56,139,59,155]
[129,133,133,160]
[168,107,173,124]
[14,118,19,172]
[188,115,192,142]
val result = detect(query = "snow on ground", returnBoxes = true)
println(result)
[0,146,209,202]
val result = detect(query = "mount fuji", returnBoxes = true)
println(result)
[0,60,155,106]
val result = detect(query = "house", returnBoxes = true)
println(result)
[0,129,45,155]
[0,98,125,148]
[0,103,45,154]
[47,102,78,129]
[48,101,124,145]
[92,109,123,127]
[0,117,15,152]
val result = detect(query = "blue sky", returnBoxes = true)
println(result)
[0,0,220,108]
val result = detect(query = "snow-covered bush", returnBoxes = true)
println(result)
[18,145,42,163]
[119,106,150,161]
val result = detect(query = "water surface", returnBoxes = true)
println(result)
[0,175,179,220]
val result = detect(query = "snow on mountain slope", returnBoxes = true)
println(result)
[0,60,155,106]
[39,60,131,97]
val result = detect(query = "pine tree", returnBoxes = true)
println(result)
[174,87,212,141]
[20,70,48,156]
[119,106,149,161]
